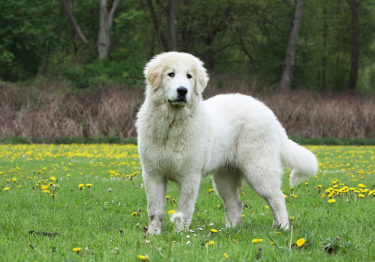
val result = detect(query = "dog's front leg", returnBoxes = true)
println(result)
[144,173,167,235]
[173,174,201,232]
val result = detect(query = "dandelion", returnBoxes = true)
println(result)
[265,205,270,209]
[224,252,229,258]
[296,238,306,247]
[252,239,263,243]
[168,210,176,215]
[18,185,22,189]
[3,187,10,191]
[78,184,84,190]
[13,177,17,182]
[210,229,218,233]
[166,195,171,199]
[131,212,138,216]
[208,241,214,246]
[328,199,336,204]
[50,176,56,181]
[291,194,298,198]
[358,194,365,198]
[42,185,48,190]
[72,247,81,253]
[86,183,92,188]
[137,255,147,260]
[289,216,295,221]
[241,214,245,217]
[208,189,214,193]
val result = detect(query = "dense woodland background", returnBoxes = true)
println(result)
[0,0,375,141]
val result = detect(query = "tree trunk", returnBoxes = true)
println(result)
[145,0,168,52]
[347,0,360,91]
[280,0,305,91]
[97,0,120,59]
[166,0,178,51]
[61,0,88,44]
[322,6,327,92]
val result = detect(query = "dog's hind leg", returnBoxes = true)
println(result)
[144,173,167,235]
[213,168,243,228]
[241,159,289,230]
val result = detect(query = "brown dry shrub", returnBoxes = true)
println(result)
[0,81,374,140]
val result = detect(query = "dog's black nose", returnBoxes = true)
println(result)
[177,87,188,96]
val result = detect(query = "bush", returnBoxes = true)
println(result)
[64,59,145,89]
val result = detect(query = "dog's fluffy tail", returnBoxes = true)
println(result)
[280,133,318,187]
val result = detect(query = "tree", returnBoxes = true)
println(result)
[166,0,178,51]
[145,0,178,52]
[347,0,361,91]
[280,0,305,91]
[98,0,121,59]
[61,0,88,44]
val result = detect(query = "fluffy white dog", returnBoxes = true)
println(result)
[136,52,318,234]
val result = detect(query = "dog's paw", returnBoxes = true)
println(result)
[147,225,161,235]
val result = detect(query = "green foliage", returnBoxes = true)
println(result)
[0,0,375,91]
[0,0,56,81]
[63,59,144,88]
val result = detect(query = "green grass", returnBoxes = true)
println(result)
[0,144,374,261]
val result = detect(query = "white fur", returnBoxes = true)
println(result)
[136,52,318,234]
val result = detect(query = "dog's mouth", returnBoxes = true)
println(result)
[168,98,187,106]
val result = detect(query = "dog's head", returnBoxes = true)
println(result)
[144,52,209,107]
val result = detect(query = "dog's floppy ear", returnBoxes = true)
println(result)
[144,55,164,89]
[195,59,209,95]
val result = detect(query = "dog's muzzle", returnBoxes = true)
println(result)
[168,86,188,106]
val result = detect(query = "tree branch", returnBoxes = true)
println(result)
[61,0,88,44]
[108,0,121,26]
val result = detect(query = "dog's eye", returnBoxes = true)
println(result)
[168,72,175,77]
[187,74,192,79]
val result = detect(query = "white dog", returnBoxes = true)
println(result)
[136,52,318,234]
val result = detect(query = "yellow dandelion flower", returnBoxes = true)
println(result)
[42,185,48,190]
[137,255,147,260]
[86,183,92,188]
[265,205,270,209]
[296,238,306,247]
[208,189,214,193]
[4,187,10,191]
[166,195,171,199]
[50,176,56,181]
[210,229,218,233]
[13,177,17,182]
[131,212,138,216]
[168,210,176,215]
[224,253,229,258]
[208,241,214,246]
[252,239,263,243]
[358,194,365,198]
[328,199,336,204]
[72,247,81,253]
[241,214,245,217]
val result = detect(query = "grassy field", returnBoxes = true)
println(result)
[0,144,374,261]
